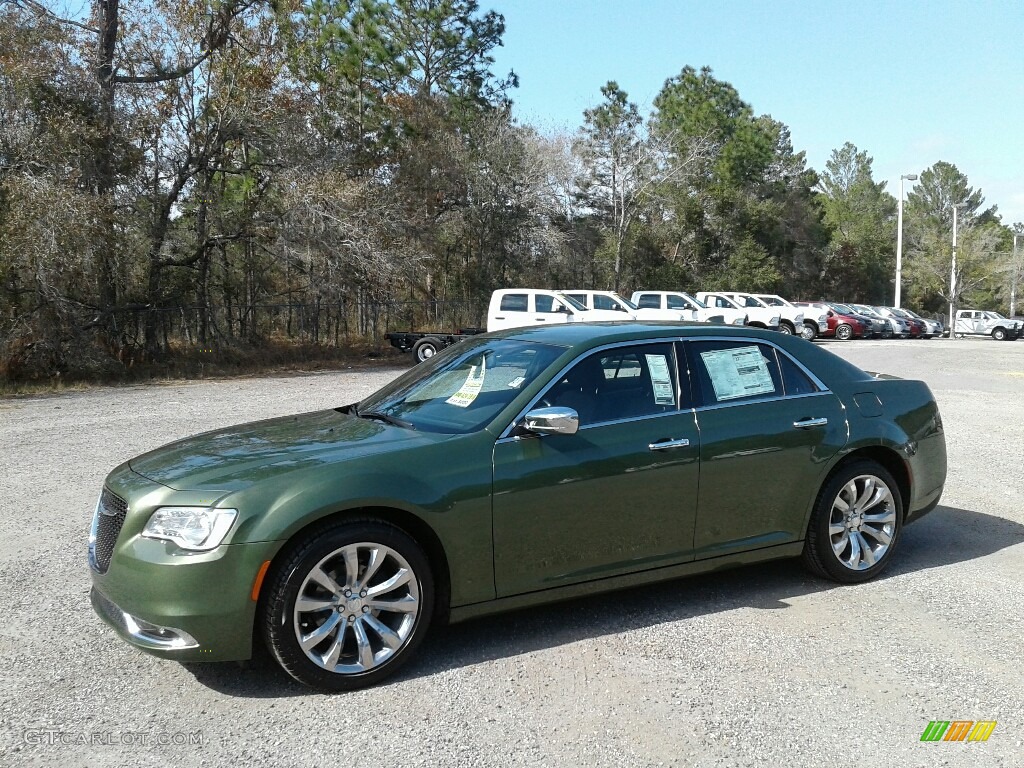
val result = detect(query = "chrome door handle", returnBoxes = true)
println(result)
[648,438,690,451]
[793,417,828,429]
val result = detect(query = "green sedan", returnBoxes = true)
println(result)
[89,323,946,691]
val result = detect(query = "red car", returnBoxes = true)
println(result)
[793,302,867,341]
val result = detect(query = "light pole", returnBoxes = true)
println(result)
[949,203,968,336]
[895,173,918,308]
[1013,234,1022,318]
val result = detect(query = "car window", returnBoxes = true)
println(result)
[540,343,679,426]
[499,294,528,312]
[563,293,587,307]
[776,351,821,396]
[358,339,565,434]
[666,295,689,310]
[690,340,784,406]
[635,294,660,309]
[593,294,618,311]
[535,294,560,313]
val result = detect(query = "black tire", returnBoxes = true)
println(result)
[800,323,817,341]
[412,337,442,363]
[801,460,903,583]
[992,328,1006,341]
[835,323,853,341]
[778,321,795,335]
[261,519,434,692]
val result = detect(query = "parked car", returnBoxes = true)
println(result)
[753,294,828,341]
[828,302,887,338]
[630,290,748,326]
[848,305,897,339]
[695,292,781,331]
[792,301,867,340]
[90,322,946,691]
[486,289,622,332]
[720,292,805,337]
[868,306,913,338]
[898,309,943,338]
[953,309,1023,340]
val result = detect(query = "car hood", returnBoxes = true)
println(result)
[129,409,444,491]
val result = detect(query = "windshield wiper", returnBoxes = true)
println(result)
[359,411,417,430]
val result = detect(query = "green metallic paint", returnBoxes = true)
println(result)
[90,322,946,665]
[493,410,700,595]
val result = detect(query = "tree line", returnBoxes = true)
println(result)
[1,0,1021,381]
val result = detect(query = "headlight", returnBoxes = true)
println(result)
[142,507,238,551]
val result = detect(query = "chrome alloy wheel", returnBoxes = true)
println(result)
[828,475,896,571]
[293,543,421,674]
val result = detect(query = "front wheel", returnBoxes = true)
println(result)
[800,323,817,341]
[801,460,903,583]
[835,323,853,341]
[778,322,794,335]
[992,328,1006,341]
[261,520,434,691]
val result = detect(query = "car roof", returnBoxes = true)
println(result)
[494,321,780,349]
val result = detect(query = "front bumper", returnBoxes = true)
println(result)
[90,537,278,662]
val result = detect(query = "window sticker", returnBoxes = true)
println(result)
[446,358,487,407]
[646,354,675,405]
[700,346,775,401]
[507,375,526,389]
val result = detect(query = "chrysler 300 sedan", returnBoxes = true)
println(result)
[89,323,946,691]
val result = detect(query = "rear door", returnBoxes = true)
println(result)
[687,338,847,558]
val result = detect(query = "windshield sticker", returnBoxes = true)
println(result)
[700,346,775,401]
[507,375,526,389]
[445,358,487,407]
[646,354,675,405]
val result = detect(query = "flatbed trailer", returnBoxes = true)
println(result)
[385,328,485,362]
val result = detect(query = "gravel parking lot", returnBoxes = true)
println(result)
[2,338,1022,768]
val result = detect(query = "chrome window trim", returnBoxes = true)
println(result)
[497,338,685,441]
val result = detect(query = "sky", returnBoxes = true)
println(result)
[490,0,1024,226]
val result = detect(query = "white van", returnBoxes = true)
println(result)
[563,290,688,321]
[486,290,624,332]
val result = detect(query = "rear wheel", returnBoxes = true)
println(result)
[801,460,903,583]
[800,323,817,341]
[412,337,442,363]
[835,323,853,341]
[261,520,434,691]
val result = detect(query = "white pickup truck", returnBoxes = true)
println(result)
[695,292,781,332]
[719,292,804,336]
[953,309,1022,340]
[562,290,687,321]
[630,290,747,326]
[751,293,825,341]
[487,289,624,332]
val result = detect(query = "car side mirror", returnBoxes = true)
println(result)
[555,304,570,314]
[524,407,579,436]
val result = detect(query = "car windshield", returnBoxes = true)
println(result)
[558,294,588,311]
[757,296,787,307]
[987,311,1006,319]
[738,295,767,308]
[854,306,879,317]
[356,338,566,434]
[612,293,640,310]
[830,303,856,315]
[891,308,912,318]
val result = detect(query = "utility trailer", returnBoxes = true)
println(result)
[385,328,485,363]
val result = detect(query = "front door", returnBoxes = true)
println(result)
[492,342,700,597]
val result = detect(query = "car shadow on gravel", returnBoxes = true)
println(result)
[183,504,1023,697]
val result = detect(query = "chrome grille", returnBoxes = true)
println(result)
[90,489,127,574]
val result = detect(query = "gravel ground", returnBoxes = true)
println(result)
[1,338,1022,767]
